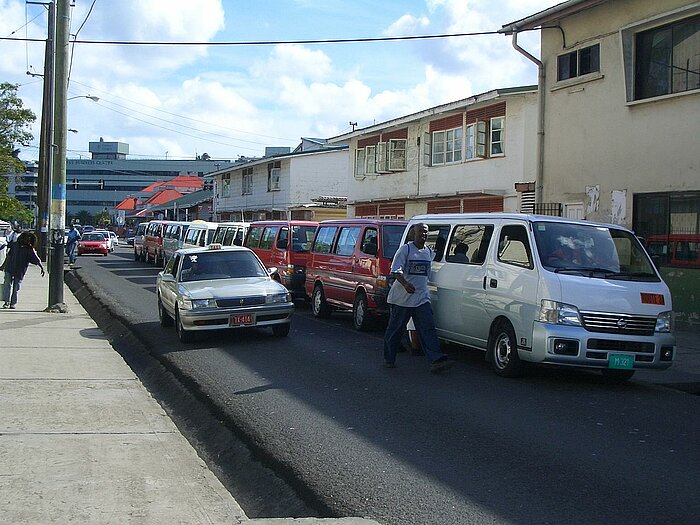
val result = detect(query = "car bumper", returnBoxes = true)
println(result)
[530,322,675,370]
[179,302,295,331]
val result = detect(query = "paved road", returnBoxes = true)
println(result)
[72,247,700,525]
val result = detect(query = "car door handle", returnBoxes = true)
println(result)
[483,276,487,290]
[489,278,498,288]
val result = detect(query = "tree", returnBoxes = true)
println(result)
[75,210,93,226]
[0,83,36,175]
[94,209,110,226]
[0,83,36,223]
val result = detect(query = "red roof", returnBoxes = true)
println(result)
[114,196,139,210]
[145,189,183,205]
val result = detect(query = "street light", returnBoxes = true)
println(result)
[67,94,99,102]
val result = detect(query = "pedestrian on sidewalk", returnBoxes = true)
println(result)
[383,223,455,374]
[2,231,45,309]
[65,223,81,265]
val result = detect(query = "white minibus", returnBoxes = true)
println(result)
[404,213,676,381]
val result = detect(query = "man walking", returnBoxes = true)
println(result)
[66,224,81,265]
[383,223,455,373]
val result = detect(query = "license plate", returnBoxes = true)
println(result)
[609,354,634,369]
[230,313,254,326]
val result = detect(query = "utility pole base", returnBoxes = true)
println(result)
[45,303,69,313]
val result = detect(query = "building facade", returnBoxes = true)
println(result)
[501,0,700,326]
[209,143,349,222]
[4,162,38,225]
[329,87,539,219]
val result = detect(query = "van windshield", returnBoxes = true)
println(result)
[382,225,406,260]
[533,221,660,281]
[291,226,316,252]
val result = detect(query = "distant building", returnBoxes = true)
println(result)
[65,138,234,219]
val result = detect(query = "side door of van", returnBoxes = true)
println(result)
[330,225,362,306]
[484,221,540,350]
[258,226,279,268]
[432,221,496,349]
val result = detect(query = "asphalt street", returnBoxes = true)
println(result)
[70,246,700,525]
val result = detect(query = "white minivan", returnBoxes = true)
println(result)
[181,220,218,250]
[404,213,676,381]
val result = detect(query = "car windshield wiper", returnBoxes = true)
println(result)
[553,267,617,277]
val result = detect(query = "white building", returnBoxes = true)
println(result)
[209,142,349,222]
[329,86,539,219]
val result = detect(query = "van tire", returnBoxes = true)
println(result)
[601,368,635,383]
[311,284,331,318]
[488,320,525,377]
[352,292,373,331]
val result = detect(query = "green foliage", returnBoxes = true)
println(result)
[0,83,36,174]
[0,194,33,223]
[95,210,111,226]
[75,210,93,226]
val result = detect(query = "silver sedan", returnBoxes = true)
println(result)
[156,244,294,342]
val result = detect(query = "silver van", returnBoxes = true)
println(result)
[212,221,250,247]
[405,213,676,381]
[162,221,192,264]
[181,220,218,250]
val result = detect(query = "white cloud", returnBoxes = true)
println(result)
[251,45,333,82]
[384,14,430,36]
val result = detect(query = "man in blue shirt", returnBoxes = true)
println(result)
[383,223,455,373]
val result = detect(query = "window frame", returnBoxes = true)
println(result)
[241,167,253,195]
[387,139,407,171]
[355,148,366,178]
[490,117,505,157]
[334,226,361,256]
[557,43,600,82]
[431,127,463,166]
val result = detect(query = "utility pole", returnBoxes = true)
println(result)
[48,0,70,309]
[31,0,55,262]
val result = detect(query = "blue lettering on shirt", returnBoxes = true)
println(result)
[407,260,430,276]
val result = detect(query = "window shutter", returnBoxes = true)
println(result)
[476,121,487,158]
[388,139,406,171]
[462,196,503,213]
[427,199,461,214]
[423,132,431,166]
[355,149,366,179]
[376,142,389,173]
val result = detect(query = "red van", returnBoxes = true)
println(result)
[304,218,407,330]
[244,220,318,299]
[143,220,170,266]
[646,234,700,268]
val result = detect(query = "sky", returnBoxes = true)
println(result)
[0,0,557,163]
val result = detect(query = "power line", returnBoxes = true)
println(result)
[1,29,509,46]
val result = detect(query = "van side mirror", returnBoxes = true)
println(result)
[276,237,288,250]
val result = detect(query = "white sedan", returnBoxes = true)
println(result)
[156,244,294,342]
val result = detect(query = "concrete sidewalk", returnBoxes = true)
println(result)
[0,266,379,525]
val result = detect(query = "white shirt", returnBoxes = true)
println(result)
[387,241,433,307]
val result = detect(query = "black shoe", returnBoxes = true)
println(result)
[383,361,396,368]
[430,358,455,374]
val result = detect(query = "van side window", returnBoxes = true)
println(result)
[335,227,361,256]
[214,228,226,244]
[259,227,279,249]
[405,224,450,261]
[446,224,494,264]
[313,226,338,254]
[234,228,244,246]
[198,230,207,247]
[245,226,264,248]
[222,227,236,246]
[497,225,532,268]
[184,228,198,245]
[277,227,289,250]
[361,228,378,255]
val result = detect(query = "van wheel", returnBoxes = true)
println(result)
[175,307,193,343]
[352,292,373,331]
[488,320,525,377]
[601,368,635,383]
[311,284,331,318]
[158,296,173,327]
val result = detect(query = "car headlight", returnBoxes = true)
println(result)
[538,299,582,326]
[655,311,673,333]
[181,298,217,310]
[266,292,291,304]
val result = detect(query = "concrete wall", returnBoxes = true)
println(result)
[539,0,700,227]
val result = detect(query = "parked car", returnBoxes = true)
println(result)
[244,220,318,299]
[305,218,407,330]
[133,222,147,261]
[212,221,250,247]
[156,244,295,342]
[78,232,110,256]
[162,221,192,264]
[109,231,119,248]
[404,213,676,380]
[181,220,218,251]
